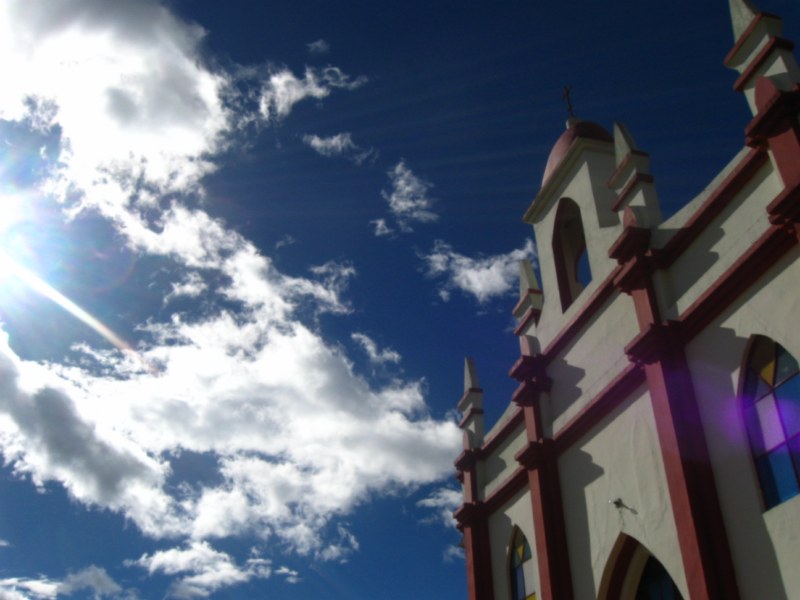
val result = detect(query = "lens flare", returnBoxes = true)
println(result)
[0,248,133,353]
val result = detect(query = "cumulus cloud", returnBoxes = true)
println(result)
[259,67,366,122]
[306,39,330,55]
[131,542,270,599]
[380,161,438,233]
[0,1,461,596]
[423,239,536,303]
[302,133,376,165]
[351,333,401,365]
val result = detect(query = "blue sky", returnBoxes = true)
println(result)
[0,1,798,598]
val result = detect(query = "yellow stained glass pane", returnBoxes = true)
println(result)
[760,358,776,387]
[526,593,536,600]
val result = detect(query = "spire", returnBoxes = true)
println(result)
[613,122,639,166]
[729,0,759,41]
[464,357,481,391]
[458,357,484,448]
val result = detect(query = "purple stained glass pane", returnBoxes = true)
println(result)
[776,375,800,439]
[756,395,786,453]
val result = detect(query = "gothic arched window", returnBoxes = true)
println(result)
[552,198,591,311]
[742,336,800,509]
[509,528,536,600]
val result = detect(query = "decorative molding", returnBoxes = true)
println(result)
[733,37,796,92]
[611,173,655,212]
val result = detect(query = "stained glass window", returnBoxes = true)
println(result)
[742,337,800,509]
[509,529,536,600]
[635,556,683,600]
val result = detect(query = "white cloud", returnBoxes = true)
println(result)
[306,39,330,55]
[164,272,207,305]
[0,0,461,594]
[443,544,465,563]
[274,566,300,584]
[131,542,270,599]
[380,161,438,232]
[351,333,401,365]
[274,234,295,249]
[303,133,355,156]
[370,218,393,237]
[423,239,536,304]
[302,133,377,165]
[259,67,366,122]
[0,566,126,600]
[416,487,462,528]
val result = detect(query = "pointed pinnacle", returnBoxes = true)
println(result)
[613,122,639,166]
[729,0,759,41]
[464,357,480,391]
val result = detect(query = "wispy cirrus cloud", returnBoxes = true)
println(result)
[379,161,438,234]
[258,67,366,122]
[351,332,401,365]
[302,132,377,165]
[306,39,330,55]
[423,239,536,303]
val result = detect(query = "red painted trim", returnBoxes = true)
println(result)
[605,535,639,599]
[479,408,524,457]
[608,150,650,189]
[512,289,543,316]
[611,173,654,212]
[513,307,540,337]
[483,467,527,513]
[459,407,485,429]
[733,37,795,92]
[725,12,783,66]
[455,502,496,600]
[542,269,618,361]
[679,223,797,341]
[767,180,800,226]
[553,362,644,454]
[653,147,768,267]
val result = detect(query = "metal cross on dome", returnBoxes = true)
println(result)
[562,85,575,118]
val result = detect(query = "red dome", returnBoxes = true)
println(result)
[541,120,612,186]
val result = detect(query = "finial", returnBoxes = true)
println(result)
[562,85,575,118]
[464,357,480,392]
[728,0,759,40]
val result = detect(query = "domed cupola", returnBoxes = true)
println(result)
[541,118,613,186]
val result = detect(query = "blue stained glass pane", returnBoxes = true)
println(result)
[775,345,799,385]
[742,368,760,403]
[776,375,800,438]
[514,566,526,600]
[756,445,800,508]
[744,405,767,455]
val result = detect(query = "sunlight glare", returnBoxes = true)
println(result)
[0,248,133,353]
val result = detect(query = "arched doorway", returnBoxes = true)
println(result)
[597,535,684,600]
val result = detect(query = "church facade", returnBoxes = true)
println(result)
[454,2,800,599]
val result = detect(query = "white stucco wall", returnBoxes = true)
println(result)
[547,292,639,436]
[558,387,686,600]
[687,246,800,600]
[479,421,527,500]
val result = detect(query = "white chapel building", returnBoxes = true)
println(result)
[454,1,800,599]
